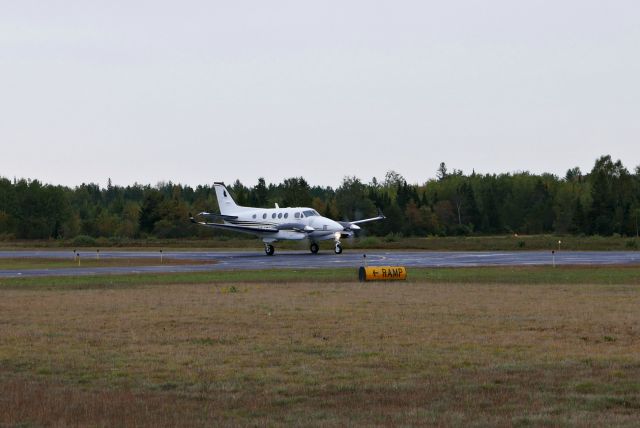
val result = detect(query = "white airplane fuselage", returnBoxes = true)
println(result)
[221,207,345,242]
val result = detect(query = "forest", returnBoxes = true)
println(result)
[0,155,638,240]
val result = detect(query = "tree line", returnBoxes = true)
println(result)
[1,155,639,240]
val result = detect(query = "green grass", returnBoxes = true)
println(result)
[2,265,640,290]
[0,257,214,270]
[1,234,639,251]
[0,268,350,290]
[414,265,640,285]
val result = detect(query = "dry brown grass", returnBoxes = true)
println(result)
[1,279,640,426]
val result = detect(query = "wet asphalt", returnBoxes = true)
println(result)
[1,249,639,278]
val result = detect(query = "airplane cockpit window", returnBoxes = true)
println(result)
[303,210,319,217]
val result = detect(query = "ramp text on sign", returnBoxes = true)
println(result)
[359,266,407,282]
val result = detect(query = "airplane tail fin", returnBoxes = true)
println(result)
[213,182,243,215]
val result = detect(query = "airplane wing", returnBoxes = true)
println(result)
[190,214,279,235]
[349,214,386,225]
[196,211,238,221]
[277,223,315,233]
[338,211,386,231]
[189,214,317,239]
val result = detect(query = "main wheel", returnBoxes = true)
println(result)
[334,243,343,254]
[265,244,275,256]
[310,243,319,254]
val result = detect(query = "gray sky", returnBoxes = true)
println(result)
[1,1,638,189]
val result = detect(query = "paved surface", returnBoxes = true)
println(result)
[1,250,639,278]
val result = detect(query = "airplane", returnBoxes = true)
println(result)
[190,182,385,255]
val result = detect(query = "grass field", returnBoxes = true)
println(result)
[0,257,215,270]
[1,267,640,426]
[1,233,639,251]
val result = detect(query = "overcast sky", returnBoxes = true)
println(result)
[1,1,638,189]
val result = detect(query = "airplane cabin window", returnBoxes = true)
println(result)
[272,213,276,219]
[252,214,256,219]
[278,213,282,219]
[263,213,267,219]
[295,212,300,219]
[284,213,289,219]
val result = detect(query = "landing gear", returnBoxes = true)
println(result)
[310,243,319,254]
[334,242,343,254]
[264,243,275,256]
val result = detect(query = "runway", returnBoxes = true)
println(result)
[1,249,640,278]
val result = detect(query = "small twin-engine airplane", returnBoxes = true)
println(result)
[190,182,385,255]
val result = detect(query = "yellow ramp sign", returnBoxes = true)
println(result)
[358,266,407,282]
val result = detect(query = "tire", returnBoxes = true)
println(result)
[334,244,342,254]
[310,243,319,254]
[265,244,275,256]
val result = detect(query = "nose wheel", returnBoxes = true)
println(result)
[264,243,275,256]
[334,242,342,254]
[310,243,319,254]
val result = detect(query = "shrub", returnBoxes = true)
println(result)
[358,236,381,247]
[450,224,472,236]
[72,235,96,246]
[0,232,15,241]
[384,233,403,243]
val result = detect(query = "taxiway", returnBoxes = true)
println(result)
[1,250,639,278]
